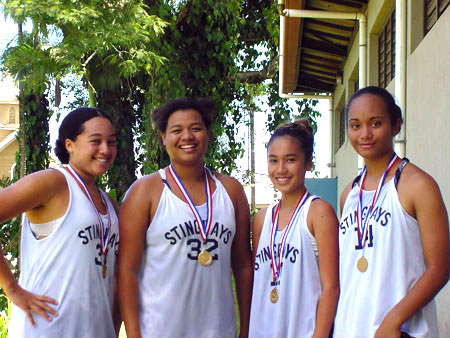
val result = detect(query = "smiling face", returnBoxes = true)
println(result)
[347,94,401,161]
[267,135,312,196]
[161,109,210,166]
[65,116,117,182]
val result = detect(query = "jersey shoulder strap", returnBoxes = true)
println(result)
[394,157,410,189]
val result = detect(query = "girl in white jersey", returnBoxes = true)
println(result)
[118,98,252,338]
[0,108,120,337]
[334,86,449,338]
[249,119,339,338]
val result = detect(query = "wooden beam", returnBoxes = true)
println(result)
[306,28,351,42]
[307,18,354,32]
[301,36,347,57]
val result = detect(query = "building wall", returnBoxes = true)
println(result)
[334,141,357,214]
[406,7,450,335]
[0,139,17,178]
[0,103,19,124]
[0,74,20,181]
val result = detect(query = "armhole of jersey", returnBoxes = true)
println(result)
[158,168,171,190]
[352,174,362,188]
[205,167,218,183]
[306,195,320,257]
[394,158,410,189]
[29,168,71,240]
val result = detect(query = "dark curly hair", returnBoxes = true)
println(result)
[267,118,314,163]
[54,107,113,164]
[151,98,217,133]
[346,86,403,127]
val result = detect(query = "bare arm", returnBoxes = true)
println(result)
[339,182,353,216]
[107,195,122,335]
[308,199,340,338]
[375,166,449,338]
[0,170,64,325]
[220,175,253,338]
[118,175,160,338]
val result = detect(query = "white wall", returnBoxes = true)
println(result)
[406,7,450,335]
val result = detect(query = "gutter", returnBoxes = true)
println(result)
[394,0,407,158]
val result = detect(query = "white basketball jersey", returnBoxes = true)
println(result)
[8,168,119,338]
[137,169,236,338]
[334,169,438,338]
[249,195,321,338]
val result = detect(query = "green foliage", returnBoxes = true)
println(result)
[237,0,321,134]
[2,0,167,82]
[22,94,51,174]
[143,0,245,174]
[1,0,168,198]
[0,296,11,337]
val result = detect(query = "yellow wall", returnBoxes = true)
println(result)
[0,139,17,178]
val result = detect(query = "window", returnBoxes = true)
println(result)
[378,10,396,88]
[9,107,15,124]
[425,0,450,34]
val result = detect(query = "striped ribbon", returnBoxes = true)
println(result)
[270,189,309,282]
[65,165,111,257]
[168,165,213,243]
[356,153,398,249]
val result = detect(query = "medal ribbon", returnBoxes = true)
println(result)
[356,154,398,248]
[168,165,213,243]
[65,165,111,257]
[270,190,309,282]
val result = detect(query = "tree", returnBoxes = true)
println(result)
[1,0,167,197]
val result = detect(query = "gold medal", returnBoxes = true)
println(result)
[270,288,279,303]
[357,256,368,272]
[102,263,107,278]
[198,249,213,266]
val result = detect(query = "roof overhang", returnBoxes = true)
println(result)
[280,0,368,96]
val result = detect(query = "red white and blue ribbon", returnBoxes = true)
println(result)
[270,189,309,282]
[65,165,111,257]
[356,153,398,248]
[168,165,213,243]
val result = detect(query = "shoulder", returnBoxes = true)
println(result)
[30,168,66,182]
[16,168,67,192]
[125,172,163,196]
[339,181,354,213]
[215,172,244,189]
[309,198,338,223]
[214,172,246,198]
[398,162,438,190]
[119,172,165,226]
[251,207,268,245]
[310,197,336,215]
[121,172,164,205]
[253,206,268,225]
[397,161,443,207]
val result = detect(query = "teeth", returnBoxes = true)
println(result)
[277,178,289,183]
[95,158,107,162]
[180,145,195,149]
